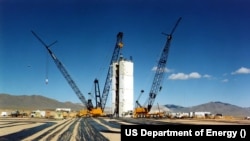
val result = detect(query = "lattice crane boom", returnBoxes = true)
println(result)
[147,17,182,112]
[31,31,90,110]
[101,32,123,112]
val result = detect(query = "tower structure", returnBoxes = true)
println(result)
[112,56,134,117]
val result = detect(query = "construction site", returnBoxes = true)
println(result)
[26,17,183,119]
[1,17,249,120]
[1,17,250,141]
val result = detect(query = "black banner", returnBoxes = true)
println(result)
[121,125,250,140]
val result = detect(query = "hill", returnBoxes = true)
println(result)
[1,93,250,117]
[0,93,85,111]
[165,101,250,117]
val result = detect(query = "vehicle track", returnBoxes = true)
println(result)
[57,118,80,141]
[0,122,55,141]
[77,118,109,141]
[0,121,37,128]
[96,118,121,129]
[31,119,73,141]
[91,118,120,133]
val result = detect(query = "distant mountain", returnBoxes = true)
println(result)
[2,93,250,117]
[149,105,170,113]
[246,107,250,112]
[0,93,85,111]
[164,104,185,111]
[165,101,250,117]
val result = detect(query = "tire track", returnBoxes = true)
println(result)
[56,118,79,141]
[70,118,80,141]
[0,121,37,128]
[77,118,109,141]
[45,119,76,141]
[90,118,120,133]
[0,122,55,141]
[96,118,121,129]
[29,119,73,141]
[89,118,120,141]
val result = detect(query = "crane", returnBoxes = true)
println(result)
[83,32,123,117]
[31,31,90,111]
[133,17,182,118]
[100,32,123,112]
[135,90,144,108]
[94,79,102,109]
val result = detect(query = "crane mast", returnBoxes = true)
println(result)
[101,32,123,112]
[94,78,101,108]
[147,17,182,112]
[31,31,90,110]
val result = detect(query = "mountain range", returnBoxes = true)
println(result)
[165,102,250,117]
[1,93,250,117]
[0,93,85,111]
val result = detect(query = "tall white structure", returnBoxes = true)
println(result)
[111,56,134,117]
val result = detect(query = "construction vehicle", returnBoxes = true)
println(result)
[133,17,182,118]
[32,31,123,117]
[80,32,123,117]
[31,31,92,116]
[77,79,104,117]
[100,32,123,115]
[87,79,105,117]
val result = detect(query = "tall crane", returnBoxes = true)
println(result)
[100,32,123,112]
[93,78,101,109]
[31,31,90,110]
[134,17,182,118]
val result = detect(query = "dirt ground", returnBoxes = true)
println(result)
[157,118,250,125]
[0,117,250,141]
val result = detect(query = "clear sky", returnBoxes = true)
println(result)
[1,0,249,108]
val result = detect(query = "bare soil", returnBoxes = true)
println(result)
[0,117,249,141]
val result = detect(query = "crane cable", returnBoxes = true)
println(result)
[45,51,49,85]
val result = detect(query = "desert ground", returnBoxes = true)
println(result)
[0,117,250,141]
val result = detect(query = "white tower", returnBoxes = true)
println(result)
[111,56,134,117]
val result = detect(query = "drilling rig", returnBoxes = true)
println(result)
[133,17,182,118]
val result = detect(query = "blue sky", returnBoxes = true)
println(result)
[1,0,250,108]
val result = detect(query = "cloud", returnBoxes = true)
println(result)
[203,74,211,78]
[189,72,201,78]
[152,67,172,73]
[222,79,229,83]
[168,73,188,80]
[231,67,250,74]
[168,72,201,80]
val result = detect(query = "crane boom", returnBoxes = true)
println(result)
[94,79,101,108]
[31,31,90,110]
[147,17,182,112]
[101,32,123,112]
